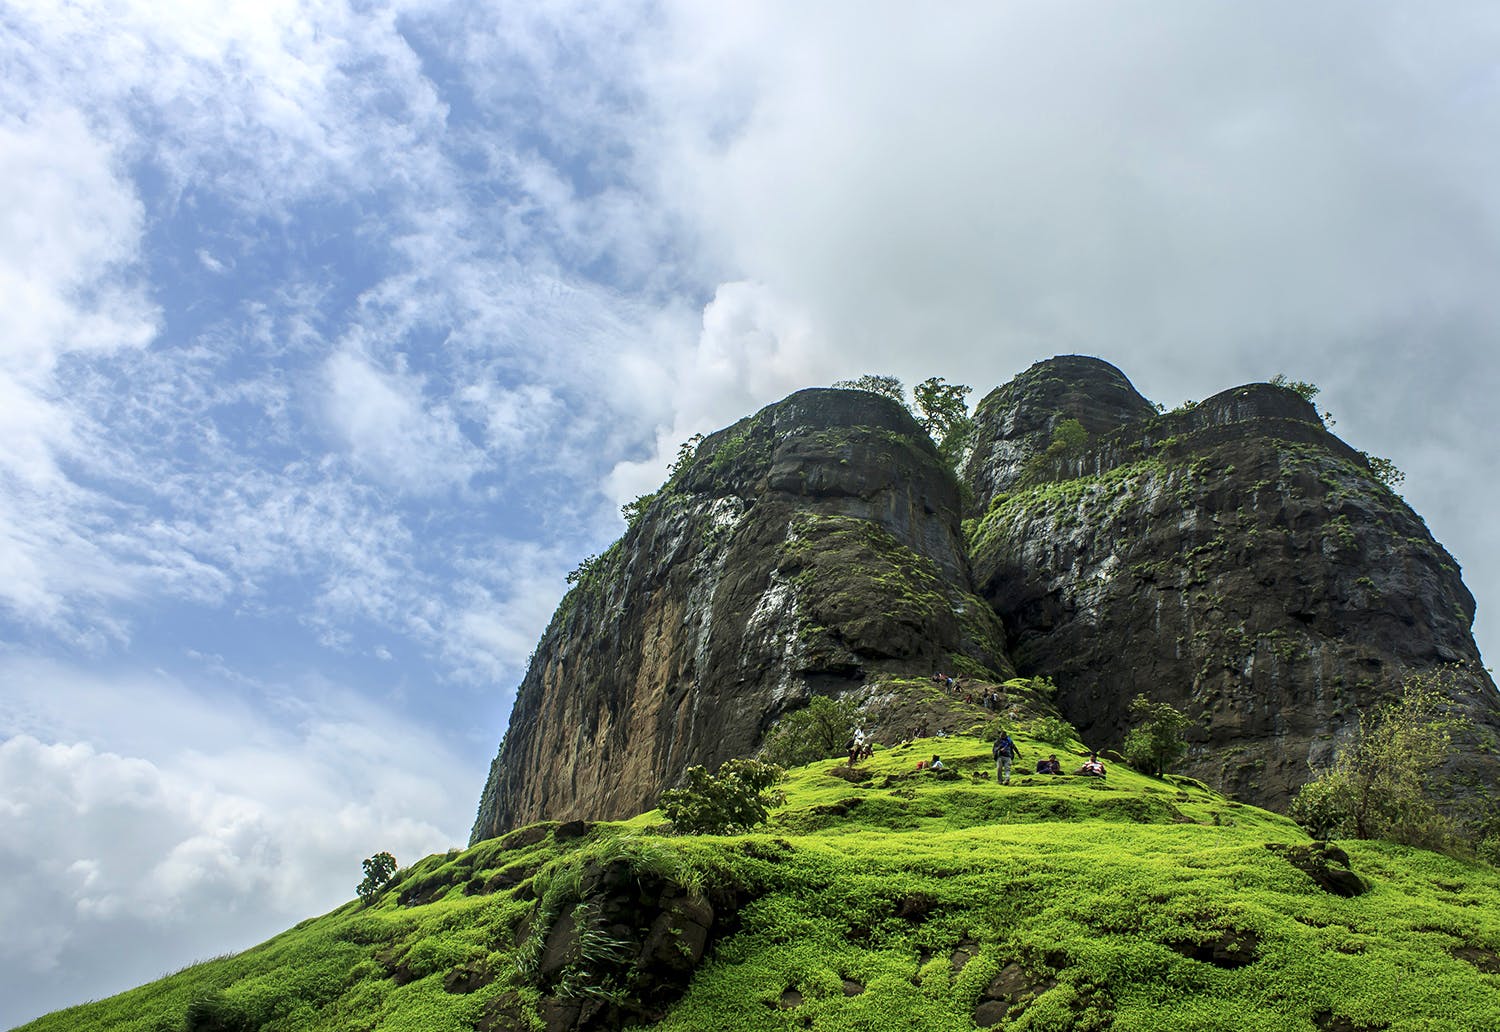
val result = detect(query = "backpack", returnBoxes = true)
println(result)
[993,737,1014,759]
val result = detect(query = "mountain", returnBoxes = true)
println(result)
[473,388,1014,839]
[24,737,1500,1031]
[27,357,1500,1032]
[475,357,1500,839]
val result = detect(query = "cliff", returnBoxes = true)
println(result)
[965,356,1500,810]
[474,358,1500,839]
[472,388,1012,839]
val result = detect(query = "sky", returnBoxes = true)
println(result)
[2,0,1499,1025]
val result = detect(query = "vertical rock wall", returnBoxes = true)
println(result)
[965,360,1500,809]
[471,389,1011,840]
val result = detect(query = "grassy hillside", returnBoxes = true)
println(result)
[21,731,1500,1032]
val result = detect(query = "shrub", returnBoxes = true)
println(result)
[1269,373,1320,403]
[1361,453,1406,489]
[356,851,397,902]
[1122,695,1189,777]
[760,695,861,767]
[831,374,908,408]
[659,759,786,835]
[1290,676,1468,850]
[184,991,251,1032]
[1031,716,1076,748]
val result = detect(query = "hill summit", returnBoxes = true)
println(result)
[474,357,1500,840]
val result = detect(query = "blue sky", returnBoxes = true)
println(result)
[3,1,1499,1025]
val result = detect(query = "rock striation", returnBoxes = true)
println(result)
[472,389,1012,840]
[475,358,1500,839]
[965,357,1500,809]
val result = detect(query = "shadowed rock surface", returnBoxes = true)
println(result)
[474,359,1500,838]
[473,388,1012,839]
[965,358,1500,810]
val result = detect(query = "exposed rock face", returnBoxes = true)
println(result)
[966,358,1500,809]
[962,355,1159,502]
[472,389,1011,840]
[475,359,1500,838]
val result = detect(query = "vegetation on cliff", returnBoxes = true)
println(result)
[28,728,1500,1032]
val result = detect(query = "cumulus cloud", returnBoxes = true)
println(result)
[0,659,469,1027]
[5,2,1500,1023]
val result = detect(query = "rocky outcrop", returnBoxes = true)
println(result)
[472,389,1012,840]
[474,359,1500,837]
[962,355,1159,502]
[966,359,1500,810]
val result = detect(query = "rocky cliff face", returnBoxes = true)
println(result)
[965,357,1500,809]
[472,389,1012,840]
[475,359,1500,839]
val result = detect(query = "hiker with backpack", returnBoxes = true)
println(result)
[992,731,1021,785]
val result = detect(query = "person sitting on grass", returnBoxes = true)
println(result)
[929,755,945,771]
[1077,752,1106,777]
[1036,754,1062,775]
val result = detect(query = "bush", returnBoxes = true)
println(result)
[659,759,786,835]
[1122,695,1189,777]
[761,695,861,767]
[1290,676,1468,850]
[356,851,397,902]
[184,991,252,1032]
[1031,716,1076,748]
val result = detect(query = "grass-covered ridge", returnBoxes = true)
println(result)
[23,733,1500,1032]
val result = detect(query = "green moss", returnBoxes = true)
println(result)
[23,742,1500,1032]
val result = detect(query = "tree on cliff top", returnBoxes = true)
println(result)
[913,376,974,469]
[832,374,906,405]
[831,373,975,470]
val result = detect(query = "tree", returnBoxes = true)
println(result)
[1290,676,1468,850]
[357,851,397,902]
[621,491,657,530]
[1362,453,1406,490]
[913,376,975,469]
[1122,695,1190,777]
[760,695,861,767]
[658,759,787,835]
[832,374,907,408]
[1269,373,1320,403]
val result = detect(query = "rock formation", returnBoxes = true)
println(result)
[965,356,1500,809]
[472,388,1012,840]
[474,357,1500,840]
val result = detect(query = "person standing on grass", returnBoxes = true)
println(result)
[992,731,1021,785]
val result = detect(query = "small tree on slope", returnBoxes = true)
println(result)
[1122,695,1190,777]
[659,759,786,835]
[1290,675,1468,850]
[761,695,861,768]
[357,851,397,902]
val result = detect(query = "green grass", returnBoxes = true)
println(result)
[21,732,1500,1032]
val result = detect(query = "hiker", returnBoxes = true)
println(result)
[1077,752,1106,777]
[929,755,944,771]
[992,731,1021,785]
[1036,754,1062,775]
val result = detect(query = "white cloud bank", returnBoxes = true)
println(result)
[0,658,469,1027]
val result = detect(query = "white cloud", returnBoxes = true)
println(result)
[323,347,484,493]
[0,658,472,1027]
[604,281,830,504]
